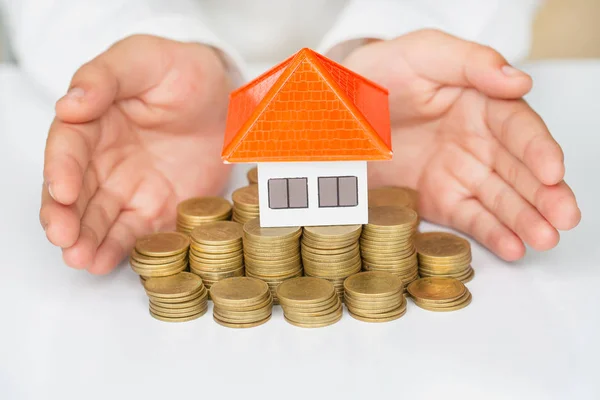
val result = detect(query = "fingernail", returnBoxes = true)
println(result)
[67,87,85,99]
[48,183,57,201]
[501,65,526,77]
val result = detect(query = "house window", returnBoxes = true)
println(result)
[268,178,308,209]
[318,176,358,207]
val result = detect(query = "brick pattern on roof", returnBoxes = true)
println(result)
[222,48,391,162]
[226,59,386,162]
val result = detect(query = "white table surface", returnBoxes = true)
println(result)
[1,60,599,400]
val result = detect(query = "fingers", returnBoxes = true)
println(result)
[494,147,581,230]
[40,166,99,250]
[87,211,148,275]
[400,29,532,98]
[43,118,101,205]
[62,189,122,269]
[55,34,174,124]
[40,183,81,248]
[449,198,525,261]
[448,144,559,251]
[486,98,565,185]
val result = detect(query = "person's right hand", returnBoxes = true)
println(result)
[39,35,235,275]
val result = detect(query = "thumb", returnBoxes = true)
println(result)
[55,34,173,123]
[399,29,532,99]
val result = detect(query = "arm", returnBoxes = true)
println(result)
[0,0,247,98]
[317,0,543,64]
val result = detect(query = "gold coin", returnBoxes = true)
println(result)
[132,263,187,278]
[213,314,271,329]
[344,271,403,298]
[149,307,207,322]
[247,167,258,184]
[232,185,259,206]
[177,197,232,220]
[367,205,418,228]
[348,298,407,318]
[130,248,187,265]
[276,277,336,305]
[150,301,208,316]
[368,186,418,210]
[407,277,466,303]
[414,231,471,259]
[144,272,203,298]
[300,237,358,250]
[243,218,301,241]
[150,290,207,309]
[303,225,362,239]
[191,243,243,254]
[413,292,472,312]
[192,268,245,281]
[135,232,190,257]
[210,276,270,306]
[301,242,359,256]
[283,313,342,328]
[348,306,407,323]
[190,221,243,245]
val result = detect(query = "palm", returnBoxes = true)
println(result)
[93,67,231,228]
[344,31,581,260]
[41,36,233,273]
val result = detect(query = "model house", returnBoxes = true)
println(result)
[221,48,392,228]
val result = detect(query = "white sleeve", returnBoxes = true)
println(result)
[0,0,248,98]
[317,0,543,65]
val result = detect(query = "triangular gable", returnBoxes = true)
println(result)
[222,48,392,162]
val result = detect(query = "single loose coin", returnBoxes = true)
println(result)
[414,231,470,259]
[191,221,243,245]
[407,277,466,302]
[136,232,190,257]
[144,272,203,298]
[367,206,418,228]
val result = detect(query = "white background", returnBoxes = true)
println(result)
[0,60,599,400]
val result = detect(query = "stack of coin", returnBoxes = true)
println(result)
[188,221,245,291]
[246,166,258,185]
[301,225,362,300]
[407,276,472,312]
[368,186,419,214]
[143,272,209,322]
[231,185,260,224]
[360,206,419,289]
[210,277,273,328]
[176,197,232,235]
[130,232,190,282]
[276,277,343,328]
[343,271,407,322]
[242,218,303,304]
[414,232,474,283]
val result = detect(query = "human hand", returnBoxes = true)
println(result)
[40,35,234,274]
[342,30,581,261]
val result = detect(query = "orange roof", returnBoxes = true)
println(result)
[221,48,392,163]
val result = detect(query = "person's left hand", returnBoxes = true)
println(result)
[342,30,581,261]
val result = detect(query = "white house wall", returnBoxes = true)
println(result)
[257,161,368,228]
